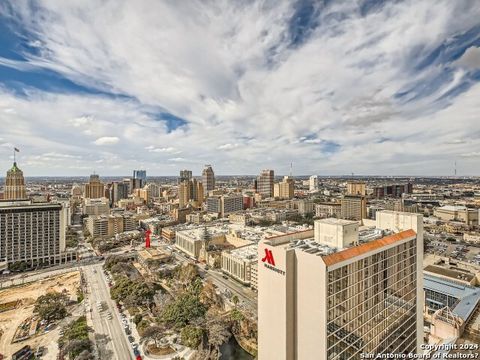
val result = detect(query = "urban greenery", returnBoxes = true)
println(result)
[34,291,69,322]
[59,316,93,359]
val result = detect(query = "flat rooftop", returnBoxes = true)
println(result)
[424,273,480,322]
[424,264,475,282]
[225,244,258,261]
[315,218,358,226]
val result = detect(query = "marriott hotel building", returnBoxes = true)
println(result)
[258,211,423,360]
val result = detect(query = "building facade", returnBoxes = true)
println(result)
[4,162,27,200]
[258,211,424,359]
[202,165,215,192]
[316,202,342,218]
[346,181,366,196]
[221,244,257,285]
[309,175,319,192]
[85,174,105,199]
[0,201,71,267]
[341,195,367,221]
[257,170,274,198]
[274,176,294,199]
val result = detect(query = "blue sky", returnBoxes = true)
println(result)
[0,0,480,176]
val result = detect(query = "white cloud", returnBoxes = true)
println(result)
[93,137,120,145]
[0,1,479,175]
[218,143,239,150]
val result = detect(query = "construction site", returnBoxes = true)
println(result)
[0,271,81,359]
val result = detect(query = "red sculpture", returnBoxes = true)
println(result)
[145,229,151,248]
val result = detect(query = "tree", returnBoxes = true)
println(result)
[63,339,92,359]
[58,316,92,359]
[181,325,203,348]
[231,295,239,309]
[160,292,206,328]
[200,281,223,310]
[75,350,94,360]
[133,314,143,325]
[175,263,200,286]
[206,319,231,359]
[34,292,69,322]
[141,325,164,347]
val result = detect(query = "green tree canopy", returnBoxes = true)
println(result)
[34,291,69,322]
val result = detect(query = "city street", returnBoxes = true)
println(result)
[168,245,258,311]
[84,264,134,360]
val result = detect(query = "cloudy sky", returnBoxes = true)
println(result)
[0,0,479,176]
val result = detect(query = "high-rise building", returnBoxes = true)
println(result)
[195,179,204,203]
[179,169,193,183]
[112,182,129,205]
[258,211,423,359]
[4,162,27,200]
[341,195,367,221]
[206,194,243,217]
[257,169,274,198]
[309,175,319,192]
[0,200,74,267]
[133,170,147,183]
[202,165,215,192]
[85,174,105,199]
[346,181,366,196]
[274,176,294,199]
[178,180,191,209]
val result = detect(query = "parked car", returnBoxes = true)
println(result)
[128,336,135,343]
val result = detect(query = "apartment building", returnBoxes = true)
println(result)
[341,195,367,221]
[0,200,73,267]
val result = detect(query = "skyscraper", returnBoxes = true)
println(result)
[84,174,105,199]
[309,175,319,192]
[112,182,129,205]
[257,169,274,198]
[202,165,215,192]
[4,162,27,200]
[133,170,147,183]
[179,169,193,183]
[178,180,191,208]
[131,170,146,192]
[258,211,423,359]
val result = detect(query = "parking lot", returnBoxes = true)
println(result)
[425,239,480,265]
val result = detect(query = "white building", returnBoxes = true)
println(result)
[221,244,257,285]
[309,175,319,192]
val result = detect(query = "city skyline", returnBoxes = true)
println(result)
[0,1,480,176]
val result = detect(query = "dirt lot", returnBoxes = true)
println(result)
[0,271,80,359]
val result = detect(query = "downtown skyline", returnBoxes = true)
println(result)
[0,1,480,176]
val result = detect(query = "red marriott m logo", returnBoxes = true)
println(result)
[261,249,275,266]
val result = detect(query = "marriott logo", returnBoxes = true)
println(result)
[261,248,285,275]
[261,248,275,265]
